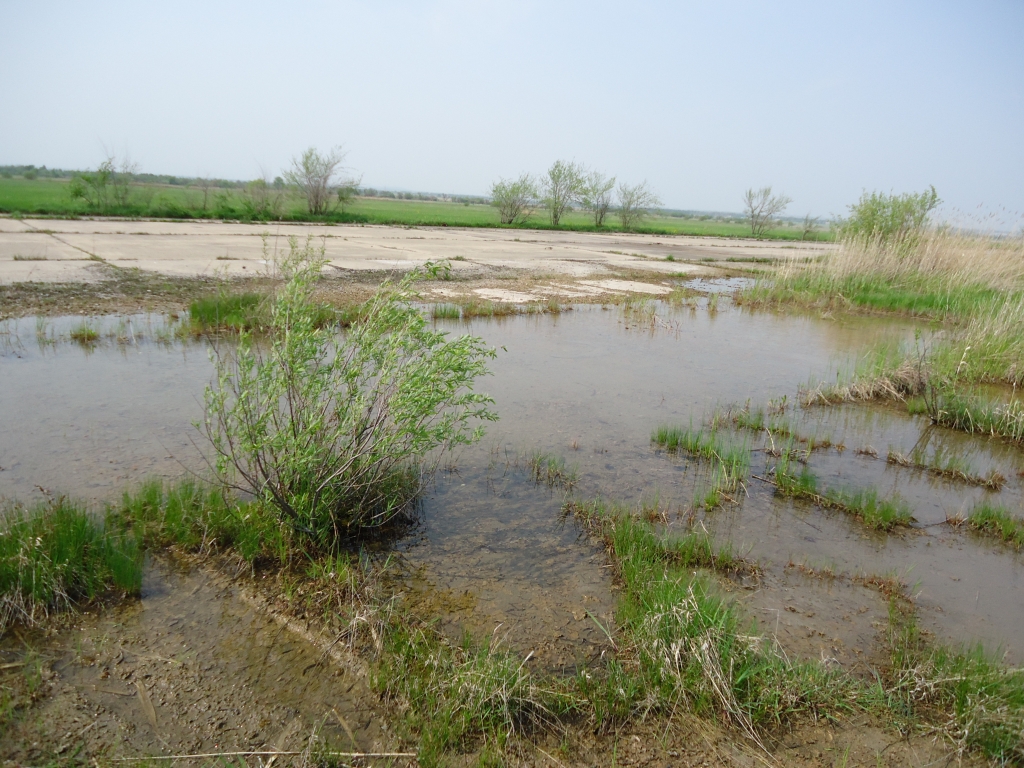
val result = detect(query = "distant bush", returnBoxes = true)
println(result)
[842,186,940,248]
[22,170,37,180]
[490,174,538,225]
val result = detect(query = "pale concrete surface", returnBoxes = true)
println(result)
[0,218,831,286]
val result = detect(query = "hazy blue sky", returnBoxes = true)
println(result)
[2,1,1021,219]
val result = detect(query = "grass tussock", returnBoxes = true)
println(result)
[111,478,292,564]
[965,503,1024,550]
[68,321,99,344]
[372,625,577,764]
[885,604,1024,762]
[0,498,142,633]
[188,291,266,331]
[652,425,750,509]
[652,426,750,479]
[527,451,579,490]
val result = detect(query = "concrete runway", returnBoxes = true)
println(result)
[0,218,830,285]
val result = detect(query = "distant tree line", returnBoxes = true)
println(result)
[490,160,661,230]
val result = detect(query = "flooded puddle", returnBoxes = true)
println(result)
[2,296,1024,708]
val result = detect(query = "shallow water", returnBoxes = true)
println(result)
[0,558,386,759]
[2,300,1024,666]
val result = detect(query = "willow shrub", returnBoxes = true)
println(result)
[203,239,497,550]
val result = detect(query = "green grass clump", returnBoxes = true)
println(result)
[68,321,99,344]
[0,498,142,632]
[372,625,577,764]
[652,426,750,478]
[966,503,1024,550]
[930,391,1024,444]
[113,478,290,564]
[824,487,913,531]
[188,292,265,331]
[886,605,1024,762]
[431,303,461,320]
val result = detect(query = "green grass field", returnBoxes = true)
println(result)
[0,177,830,240]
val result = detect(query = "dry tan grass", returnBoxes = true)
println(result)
[774,230,1024,293]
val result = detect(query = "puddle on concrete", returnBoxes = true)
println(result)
[1,558,388,762]
[2,298,1024,680]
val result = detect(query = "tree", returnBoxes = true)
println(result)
[490,174,538,225]
[541,160,585,226]
[743,187,792,237]
[581,171,616,227]
[841,186,939,247]
[617,181,661,230]
[285,146,358,216]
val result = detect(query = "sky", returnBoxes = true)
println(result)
[2,0,1022,220]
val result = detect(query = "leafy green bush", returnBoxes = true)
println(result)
[203,238,497,549]
[841,186,939,248]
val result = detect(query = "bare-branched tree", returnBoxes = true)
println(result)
[490,174,538,225]
[241,172,284,220]
[581,171,616,227]
[617,181,661,230]
[743,186,792,237]
[285,147,358,216]
[541,160,586,226]
[801,213,819,240]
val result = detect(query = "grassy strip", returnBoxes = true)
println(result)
[930,392,1024,444]
[965,503,1024,550]
[0,177,830,240]
[187,291,349,333]
[112,478,293,564]
[714,405,842,453]
[565,499,854,738]
[772,453,913,530]
[886,447,1005,490]
[0,498,142,633]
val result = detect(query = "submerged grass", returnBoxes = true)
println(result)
[68,321,99,344]
[0,498,142,633]
[886,446,1005,489]
[653,425,750,509]
[527,451,579,490]
[772,452,913,530]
